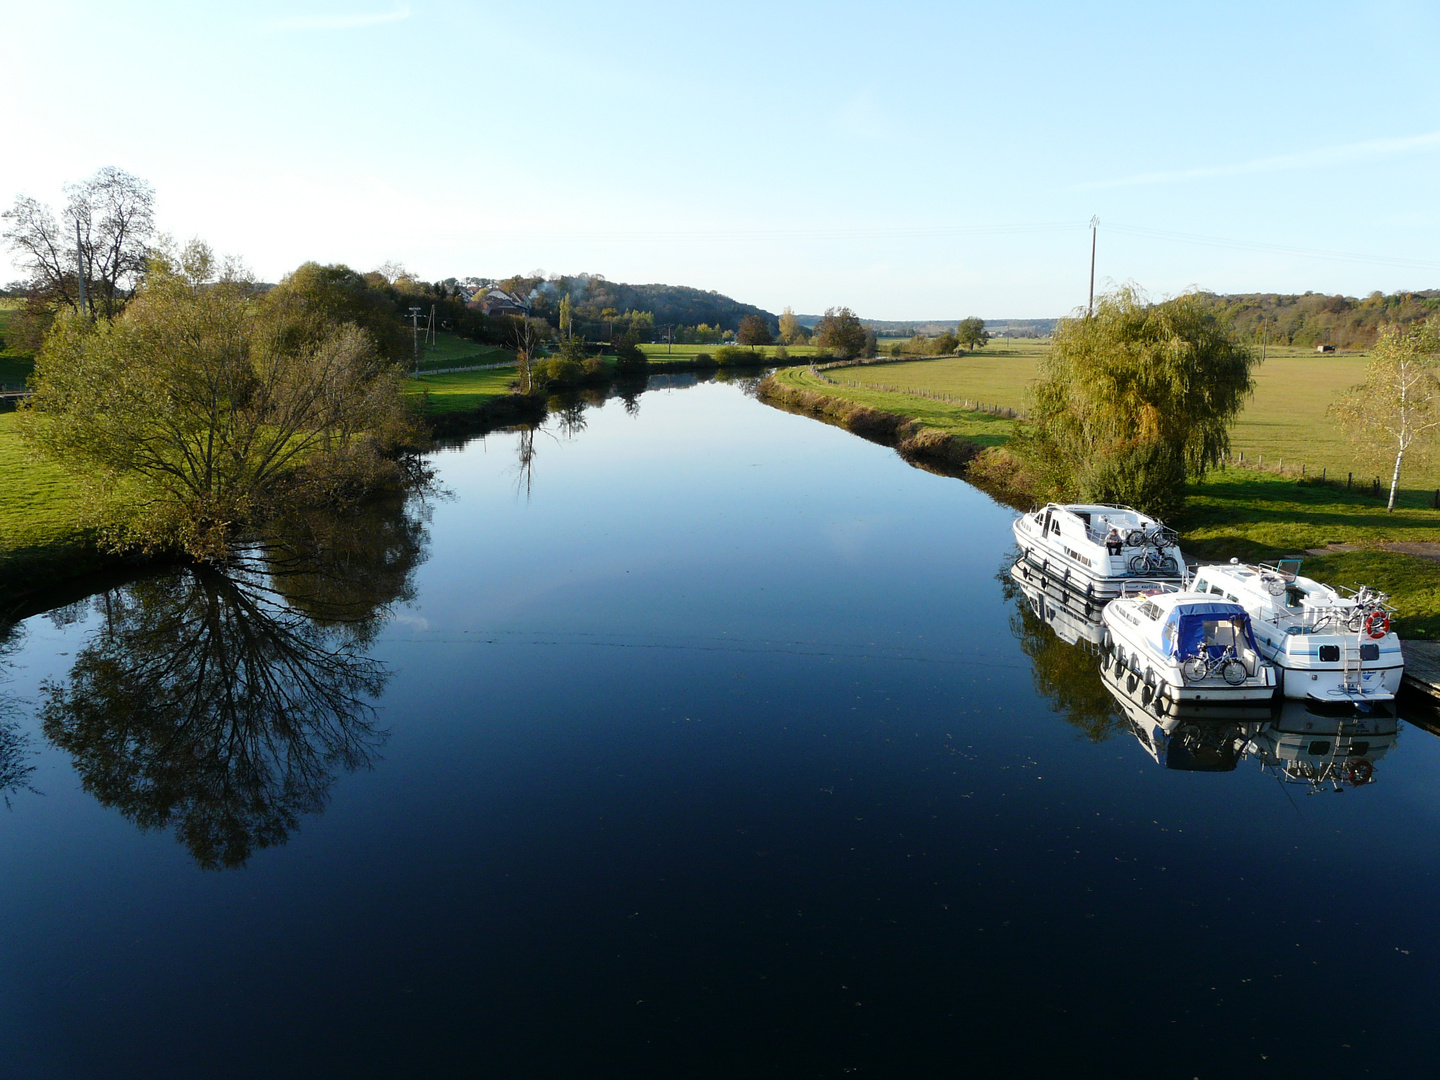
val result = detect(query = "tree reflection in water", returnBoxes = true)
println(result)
[1000,559,1122,742]
[39,495,429,869]
[0,624,38,807]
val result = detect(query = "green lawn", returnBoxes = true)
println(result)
[1180,467,1440,636]
[0,302,36,390]
[413,332,512,372]
[405,366,519,414]
[770,366,1016,446]
[0,411,95,594]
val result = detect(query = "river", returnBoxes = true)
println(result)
[2,377,1438,1078]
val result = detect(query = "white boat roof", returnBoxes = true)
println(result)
[1039,503,1163,525]
[1195,562,1347,607]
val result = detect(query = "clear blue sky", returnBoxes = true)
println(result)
[3,0,1438,319]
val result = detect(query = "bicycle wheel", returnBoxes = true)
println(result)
[1221,658,1247,686]
[1159,556,1178,573]
[1182,656,1209,682]
[1124,529,1146,547]
[1128,554,1150,574]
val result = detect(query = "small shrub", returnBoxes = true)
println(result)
[772,344,789,361]
[693,352,716,367]
[713,344,750,366]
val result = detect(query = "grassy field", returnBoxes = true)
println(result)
[0,301,36,390]
[413,332,512,372]
[404,366,519,413]
[640,342,821,361]
[0,411,96,597]
[770,366,1015,446]
[810,343,1440,493]
[1180,467,1440,636]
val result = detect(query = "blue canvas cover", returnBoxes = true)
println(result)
[1151,602,1258,660]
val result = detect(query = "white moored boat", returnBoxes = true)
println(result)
[1244,702,1399,792]
[1101,583,1278,703]
[1189,559,1403,704]
[1012,503,1184,599]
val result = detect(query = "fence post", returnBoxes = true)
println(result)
[1348,473,1352,489]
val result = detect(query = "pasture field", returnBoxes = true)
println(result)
[0,302,36,389]
[414,332,512,372]
[768,366,1015,446]
[0,411,93,594]
[404,366,518,413]
[810,344,1440,491]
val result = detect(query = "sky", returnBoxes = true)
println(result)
[2,0,1438,319]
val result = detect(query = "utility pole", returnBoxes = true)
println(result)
[75,218,89,316]
[409,306,423,371]
[427,304,436,345]
[1087,215,1099,316]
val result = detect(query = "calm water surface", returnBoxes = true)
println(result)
[3,379,1438,1078]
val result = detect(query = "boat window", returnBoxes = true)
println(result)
[1360,643,1380,661]
[1318,645,1340,662]
[1225,593,1239,603]
[1308,740,1331,756]
[1348,742,1370,757]
[1210,586,1223,596]
[1193,579,1207,592]
[1137,601,1163,620]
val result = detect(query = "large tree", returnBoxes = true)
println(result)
[1330,319,1440,511]
[778,306,807,345]
[2,166,155,325]
[263,261,412,366]
[957,316,990,352]
[1017,287,1257,516]
[19,241,418,557]
[737,313,773,349]
[814,306,867,358]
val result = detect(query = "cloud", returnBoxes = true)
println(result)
[264,5,411,31]
[1077,129,1440,190]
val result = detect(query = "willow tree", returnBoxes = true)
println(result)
[1017,287,1257,516]
[19,241,418,558]
[1330,319,1440,511]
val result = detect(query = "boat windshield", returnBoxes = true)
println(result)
[1152,602,1257,660]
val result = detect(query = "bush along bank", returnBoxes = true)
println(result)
[756,373,984,479]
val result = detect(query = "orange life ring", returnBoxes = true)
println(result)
[1364,611,1390,639]
[1347,759,1374,785]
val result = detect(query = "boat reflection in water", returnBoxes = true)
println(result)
[37,495,429,869]
[1101,655,1400,790]
[1009,559,1107,650]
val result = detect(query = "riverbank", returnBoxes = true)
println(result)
[757,367,1440,637]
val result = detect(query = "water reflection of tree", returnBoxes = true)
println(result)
[0,624,38,807]
[39,497,428,869]
[1000,564,1122,742]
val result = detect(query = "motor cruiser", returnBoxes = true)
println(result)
[1101,582,1278,703]
[1189,559,1402,704]
[1012,503,1184,599]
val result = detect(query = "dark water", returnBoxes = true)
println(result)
[3,379,1438,1079]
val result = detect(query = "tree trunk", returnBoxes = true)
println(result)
[1388,447,1404,512]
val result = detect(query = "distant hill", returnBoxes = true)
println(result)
[1190,290,1440,350]
[494,273,777,332]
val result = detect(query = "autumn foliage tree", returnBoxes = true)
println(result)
[19,242,418,558]
[814,306,867,358]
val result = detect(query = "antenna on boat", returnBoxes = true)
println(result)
[1087,216,1099,316]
